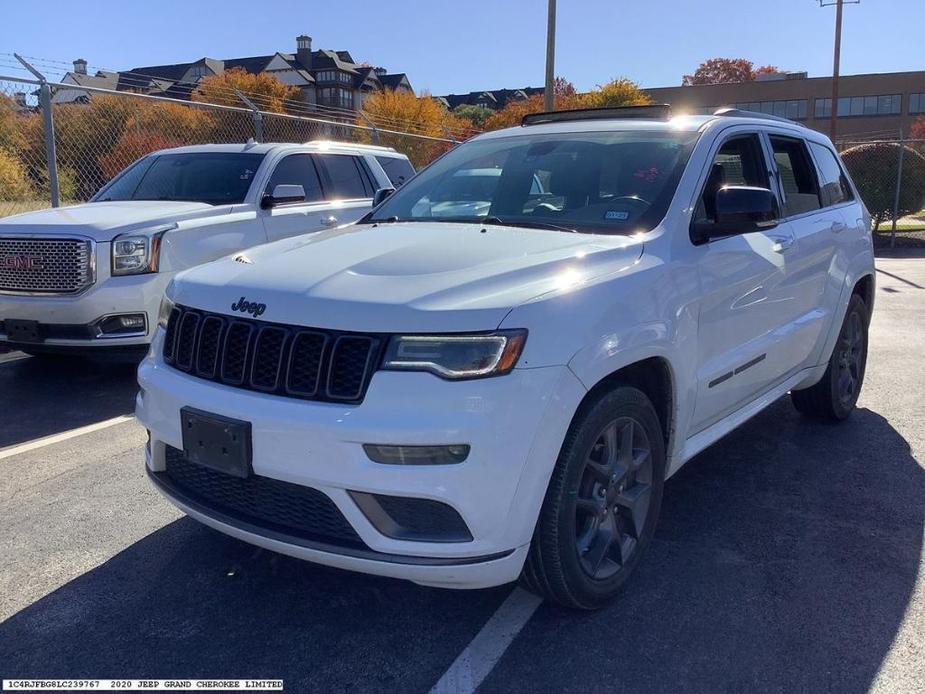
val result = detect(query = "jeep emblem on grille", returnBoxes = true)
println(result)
[231,296,267,317]
[0,254,44,271]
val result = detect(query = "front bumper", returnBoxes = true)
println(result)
[0,268,168,348]
[136,330,586,589]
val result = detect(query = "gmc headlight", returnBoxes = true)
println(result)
[111,227,170,276]
[382,330,527,380]
[157,294,175,329]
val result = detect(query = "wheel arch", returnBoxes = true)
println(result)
[571,355,677,465]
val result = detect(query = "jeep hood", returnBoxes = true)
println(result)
[171,222,643,333]
[0,201,229,241]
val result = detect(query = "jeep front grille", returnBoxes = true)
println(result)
[0,236,94,294]
[163,305,383,404]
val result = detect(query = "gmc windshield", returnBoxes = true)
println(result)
[365,130,700,233]
[93,152,266,205]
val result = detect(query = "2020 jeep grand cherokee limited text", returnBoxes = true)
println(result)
[136,107,874,609]
[0,141,412,357]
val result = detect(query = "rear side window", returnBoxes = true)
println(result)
[315,154,370,199]
[808,142,853,207]
[265,154,324,202]
[769,136,821,217]
[375,156,416,187]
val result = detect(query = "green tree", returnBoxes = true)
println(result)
[841,142,925,229]
[452,104,493,128]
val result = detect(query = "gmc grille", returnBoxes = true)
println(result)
[163,305,383,404]
[0,236,93,294]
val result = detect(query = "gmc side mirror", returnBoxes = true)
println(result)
[373,187,396,207]
[261,184,306,209]
[692,185,779,244]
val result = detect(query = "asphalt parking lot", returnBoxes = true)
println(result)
[1,255,923,693]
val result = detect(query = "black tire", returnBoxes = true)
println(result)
[791,294,869,422]
[521,385,666,610]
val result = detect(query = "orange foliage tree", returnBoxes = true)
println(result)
[683,58,779,85]
[482,77,649,131]
[99,130,185,179]
[358,89,475,167]
[193,68,299,113]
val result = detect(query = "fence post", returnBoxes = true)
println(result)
[234,90,263,143]
[15,54,60,207]
[890,129,905,250]
[355,110,380,145]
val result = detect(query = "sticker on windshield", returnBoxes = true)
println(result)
[240,169,254,180]
[604,210,630,221]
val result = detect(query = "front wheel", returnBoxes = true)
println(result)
[791,293,869,422]
[521,386,666,610]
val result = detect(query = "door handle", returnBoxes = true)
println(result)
[768,234,794,252]
[831,221,847,233]
[320,215,338,227]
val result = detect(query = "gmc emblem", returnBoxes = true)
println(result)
[0,254,44,271]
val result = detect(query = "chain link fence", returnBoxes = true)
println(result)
[835,133,925,248]
[0,74,457,220]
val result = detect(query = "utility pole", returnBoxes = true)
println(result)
[544,0,556,111]
[819,0,859,141]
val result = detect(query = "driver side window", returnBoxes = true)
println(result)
[695,134,770,223]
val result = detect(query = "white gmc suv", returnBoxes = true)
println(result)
[0,141,412,358]
[136,106,875,609]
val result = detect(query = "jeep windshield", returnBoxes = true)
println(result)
[93,152,266,205]
[364,130,700,234]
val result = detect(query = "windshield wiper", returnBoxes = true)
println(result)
[480,216,578,233]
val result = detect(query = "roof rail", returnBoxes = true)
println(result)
[712,107,805,127]
[522,104,672,126]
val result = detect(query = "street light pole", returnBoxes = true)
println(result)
[544,0,556,111]
[829,0,844,139]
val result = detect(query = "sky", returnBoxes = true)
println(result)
[1,0,922,94]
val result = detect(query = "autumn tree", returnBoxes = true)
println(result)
[581,78,652,109]
[682,58,779,86]
[193,68,299,113]
[358,89,474,167]
[483,77,650,131]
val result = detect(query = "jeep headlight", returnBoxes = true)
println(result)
[111,227,171,276]
[382,330,527,380]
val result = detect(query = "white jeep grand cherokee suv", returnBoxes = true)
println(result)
[0,141,412,358]
[137,106,874,609]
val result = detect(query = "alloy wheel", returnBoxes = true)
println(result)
[575,417,653,580]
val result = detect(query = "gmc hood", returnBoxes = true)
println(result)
[0,201,229,241]
[171,222,643,333]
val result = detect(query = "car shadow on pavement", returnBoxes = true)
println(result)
[482,400,925,693]
[0,515,510,692]
[0,400,921,693]
[0,356,139,447]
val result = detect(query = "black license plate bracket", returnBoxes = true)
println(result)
[5,319,42,343]
[181,407,252,478]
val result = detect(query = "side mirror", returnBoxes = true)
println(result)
[261,184,306,209]
[373,187,396,207]
[692,185,779,244]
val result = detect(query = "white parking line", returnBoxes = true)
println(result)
[430,587,542,694]
[0,415,136,460]
[0,351,29,365]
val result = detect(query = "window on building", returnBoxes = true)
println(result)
[910,93,925,115]
[188,65,207,80]
[265,154,324,202]
[769,136,821,216]
[817,94,901,118]
[736,100,808,120]
[808,142,853,207]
